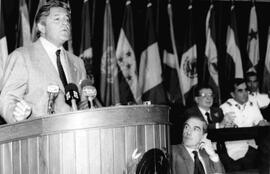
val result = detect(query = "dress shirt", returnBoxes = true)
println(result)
[40,37,70,82]
[220,98,263,160]
[198,107,211,124]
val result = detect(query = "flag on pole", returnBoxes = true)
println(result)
[100,0,120,106]
[247,4,259,73]
[16,0,31,47]
[116,0,140,104]
[0,0,8,83]
[226,5,243,79]
[262,27,270,93]
[204,4,220,104]
[163,2,182,104]
[80,0,92,60]
[179,4,198,106]
[138,2,166,104]
[79,0,93,77]
[31,0,47,41]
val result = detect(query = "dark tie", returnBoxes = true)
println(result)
[205,112,212,124]
[193,151,205,174]
[56,49,67,87]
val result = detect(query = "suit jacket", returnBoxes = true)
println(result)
[0,39,86,123]
[172,144,225,174]
[185,106,224,129]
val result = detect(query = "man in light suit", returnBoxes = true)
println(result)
[172,115,225,174]
[0,0,86,123]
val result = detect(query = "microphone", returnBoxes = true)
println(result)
[81,79,97,109]
[47,85,59,114]
[65,83,80,111]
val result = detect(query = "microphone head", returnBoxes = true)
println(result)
[80,79,94,89]
[47,85,59,93]
[65,83,80,105]
[82,86,97,99]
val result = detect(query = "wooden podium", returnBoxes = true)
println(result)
[0,105,170,174]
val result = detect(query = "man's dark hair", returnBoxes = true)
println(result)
[33,0,71,40]
[245,71,257,80]
[230,78,246,92]
[136,148,169,174]
[194,84,213,97]
[183,115,208,134]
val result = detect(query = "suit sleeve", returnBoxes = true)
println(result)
[0,50,29,123]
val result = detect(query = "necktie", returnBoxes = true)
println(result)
[56,49,67,87]
[205,112,212,124]
[193,151,205,174]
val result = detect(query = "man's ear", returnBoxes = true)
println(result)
[194,96,199,104]
[230,92,234,98]
[37,22,45,34]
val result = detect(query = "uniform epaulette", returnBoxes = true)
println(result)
[226,101,232,106]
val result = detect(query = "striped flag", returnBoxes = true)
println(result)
[0,0,8,83]
[163,2,182,104]
[31,0,47,41]
[16,0,31,47]
[262,27,270,93]
[204,4,220,104]
[138,2,166,104]
[179,4,198,106]
[247,5,259,73]
[226,5,243,79]
[116,0,140,104]
[100,0,120,106]
[79,0,93,76]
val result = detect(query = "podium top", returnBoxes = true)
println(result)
[0,105,170,144]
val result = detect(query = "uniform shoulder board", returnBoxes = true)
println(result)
[226,101,232,106]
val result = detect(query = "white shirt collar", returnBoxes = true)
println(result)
[198,107,210,116]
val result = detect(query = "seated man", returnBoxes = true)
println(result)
[219,78,268,172]
[172,115,225,174]
[184,85,232,129]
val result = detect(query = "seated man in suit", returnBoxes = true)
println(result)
[219,78,269,172]
[0,0,87,123]
[185,85,233,129]
[172,115,225,174]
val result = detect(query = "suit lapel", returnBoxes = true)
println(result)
[179,144,194,174]
[195,106,205,118]
[64,51,79,84]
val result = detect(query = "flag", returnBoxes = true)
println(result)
[226,5,243,79]
[162,2,182,104]
[262,27,270,93]
[179,4,198,106]
[116,0,140,104]
[247,5,259,73]
[100,0,120,106]
[0,0,8,83]
[16,0,31,47]
[31,0,47,41]
[204,4,220,104]
[138,2,166,104]
[80,0,93,77]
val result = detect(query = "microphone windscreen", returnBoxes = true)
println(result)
[47,85,59,93]
[80,79,93,89]
[65,83,80,105]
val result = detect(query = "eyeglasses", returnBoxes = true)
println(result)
[198,93,214,98]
